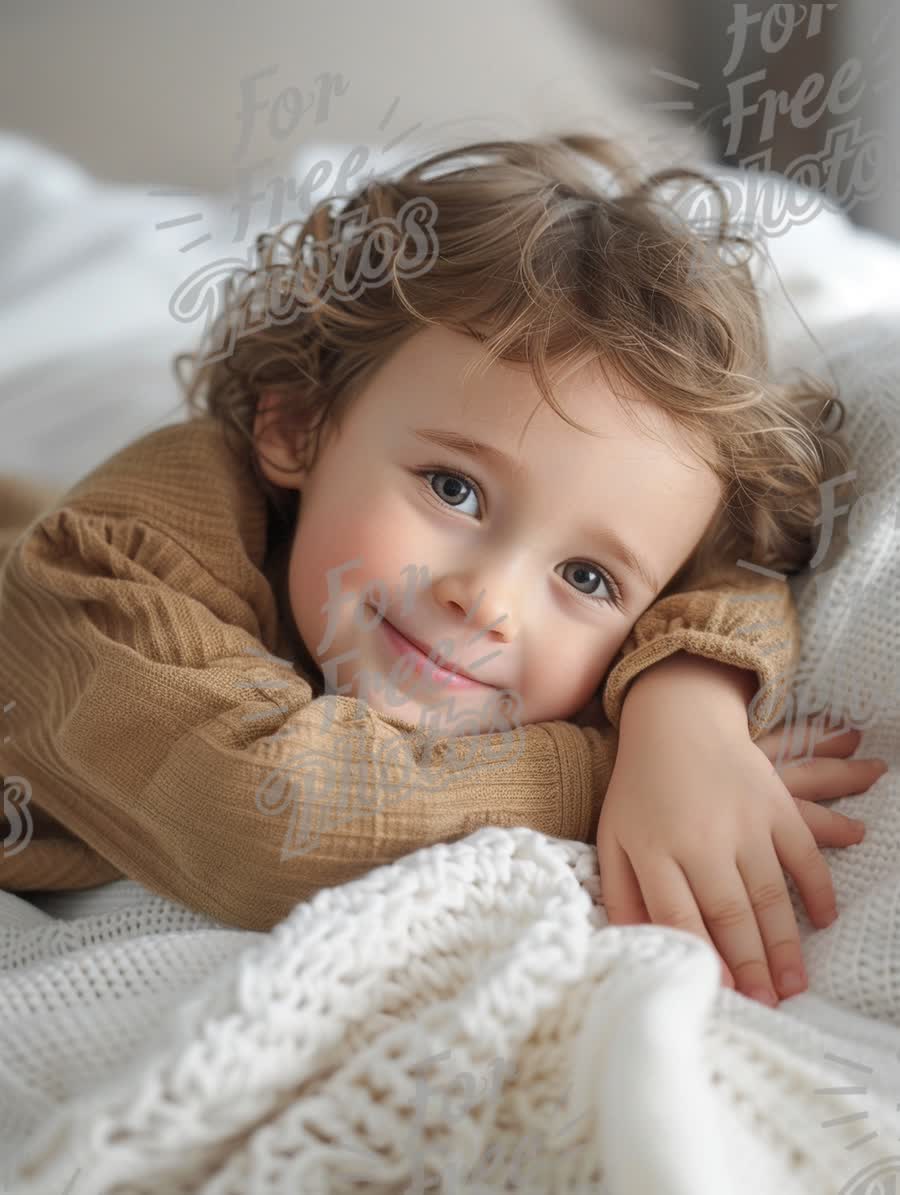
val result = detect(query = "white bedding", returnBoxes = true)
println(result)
[3,135,900,1194]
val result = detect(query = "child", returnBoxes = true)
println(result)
[0,133,879,1009]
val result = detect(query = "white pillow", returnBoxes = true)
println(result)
[765,314,900,1023]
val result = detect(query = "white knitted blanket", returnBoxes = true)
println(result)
[4,314,900,1195]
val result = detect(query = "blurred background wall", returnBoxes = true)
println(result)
[1,0,895,236]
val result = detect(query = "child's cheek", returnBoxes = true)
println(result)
[288,501,407,664]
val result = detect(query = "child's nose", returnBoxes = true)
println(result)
[442,578,518,643]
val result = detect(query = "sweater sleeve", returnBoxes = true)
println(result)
[0,507,614,931]
[600,558,799,739]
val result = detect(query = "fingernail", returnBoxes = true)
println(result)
[779,969,805,996]
[750,987,778,1007]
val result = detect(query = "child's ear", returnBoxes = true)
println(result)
[253,388,312,491]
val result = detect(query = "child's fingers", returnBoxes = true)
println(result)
[756,718,862,764]
[793,799,866,847]
[596,835,651,925]
[797,723,862,758]
[775,755,888,802]
[599,838,739,989]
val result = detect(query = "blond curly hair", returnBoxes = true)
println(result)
[175,132,852,594]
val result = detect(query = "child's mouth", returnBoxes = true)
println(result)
[378,617,492,690]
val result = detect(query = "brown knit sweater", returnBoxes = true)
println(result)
[0,416,798,931]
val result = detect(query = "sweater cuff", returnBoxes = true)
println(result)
[602,629,796,740]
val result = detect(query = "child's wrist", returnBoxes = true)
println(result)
[622,652,758,724]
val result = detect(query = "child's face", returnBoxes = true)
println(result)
[255,325,722,734]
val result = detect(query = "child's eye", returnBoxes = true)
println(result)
[419,469,481,517]
[556,561,623,609]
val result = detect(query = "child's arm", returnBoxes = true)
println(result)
[0,500,613,930]
[592,554,886,1007]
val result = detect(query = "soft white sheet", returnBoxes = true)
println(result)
[4,136,900,1195]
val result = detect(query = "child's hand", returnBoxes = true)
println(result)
[755,719,884,849]
[595,686,887,1007]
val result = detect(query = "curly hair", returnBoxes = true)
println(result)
[174,131,853,593]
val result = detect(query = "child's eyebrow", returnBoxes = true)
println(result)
[414,427,524,478]
[411,426,660,595]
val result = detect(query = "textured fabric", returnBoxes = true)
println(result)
[2,824,900,1195]
[0,414,796,932]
